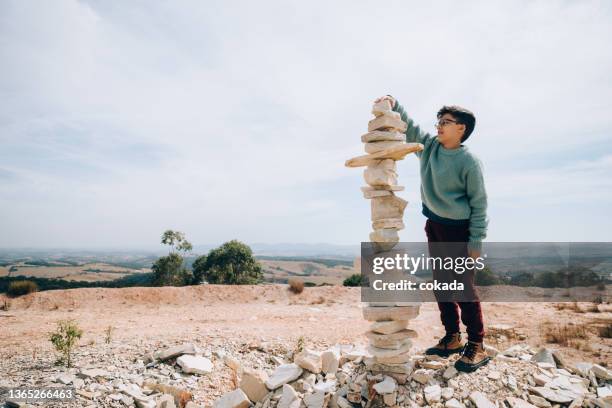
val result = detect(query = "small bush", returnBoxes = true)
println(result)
[1,298,10,311]
[7,280,38,297]
[343,274,363,287]
[288,278,304,294]
[49,319,83,367]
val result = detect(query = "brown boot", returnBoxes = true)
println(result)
[454,341,491,372]
[425,332,464,357]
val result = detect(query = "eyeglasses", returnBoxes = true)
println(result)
[435,119,459,128]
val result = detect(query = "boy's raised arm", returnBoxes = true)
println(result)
[389,97,434,145]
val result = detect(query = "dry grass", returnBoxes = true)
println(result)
[597,323,612,339]
[542,321,588,347]
[288,278,304,294]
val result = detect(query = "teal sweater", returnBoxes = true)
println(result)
[392,99,488,252]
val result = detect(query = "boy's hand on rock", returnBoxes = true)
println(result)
[374,95,395,106]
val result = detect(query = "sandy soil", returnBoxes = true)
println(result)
[0,284,610,367]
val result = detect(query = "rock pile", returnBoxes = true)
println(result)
[2,336,611,408]
[362,302,420,382]
[345,98,423,249]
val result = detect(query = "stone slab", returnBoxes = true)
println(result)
[345,143,423,168]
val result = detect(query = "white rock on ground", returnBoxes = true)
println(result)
[373,376,397,394]
[469,391,496,408]
[265,364,303,390]
[212,389,250,408]
[278,384,300,408]
[294,349,322,373]
[176,355,213,375]
[239,368,269,402]
[424,384,442,404]
[320,349,340,374]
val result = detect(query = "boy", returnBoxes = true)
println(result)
[374,95,489,373]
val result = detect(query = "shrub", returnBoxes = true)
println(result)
[49,319,83,367]
[542,322,588,346]
[343,274,363,287]
[7,280,38,297]
[288,278,304,294]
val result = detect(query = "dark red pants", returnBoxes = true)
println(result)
[425,218,485,343]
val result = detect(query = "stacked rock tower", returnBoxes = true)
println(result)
[345,99,423,382]
[346,99,423,248]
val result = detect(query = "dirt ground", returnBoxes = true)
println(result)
[0,284,610,367]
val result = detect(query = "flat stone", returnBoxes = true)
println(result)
[294,349,322,373]
[370,320,409,334]
[528,395,552,408]
[424,384,442,404]
[592,364,612,380]
[371,195,407,221]
[365,141,405,154]
[373,376,397,394]
[368,112,407,132]
[372,218,405,230]
[469,391,496,408]
[78,368,109,380]
[506,397,538,408]
[374,353,412,364]
[445,398,465,408]
[368,340,412,358]
[487,371,501,381]
[369,229,399,244]
[321,349,340,374]
[176,355,213,375]
[362,305,420,321]
[372,100,392,116]
[266,364,303,390]
[363,189,393,198]
[420,360,446,370]
[366,360,415,375]
[313,379,336,393]
[240,368,269,402]
[153,343,198,362]
[369,336,412,351]
[345,143,423,167]
[443,366,458,380]
[213,389,250,408]
[411,369,434,385]
[364,159,397,187]
[304,391,327,408]
[278,384,299,408]
[365,329,417,343]
[362,130,405,143]
[528,386,573,403]
[362,185,405,192]
[56,373,75,385]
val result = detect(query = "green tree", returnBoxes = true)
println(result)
[192,240,263,284]
[152,230,193,286]
[161,230,193,254]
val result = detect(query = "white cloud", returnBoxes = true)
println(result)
[0,0,611,247]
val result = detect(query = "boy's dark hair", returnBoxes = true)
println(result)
[437,105,476,142]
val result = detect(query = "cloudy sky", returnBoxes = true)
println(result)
[1,0,611,249]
